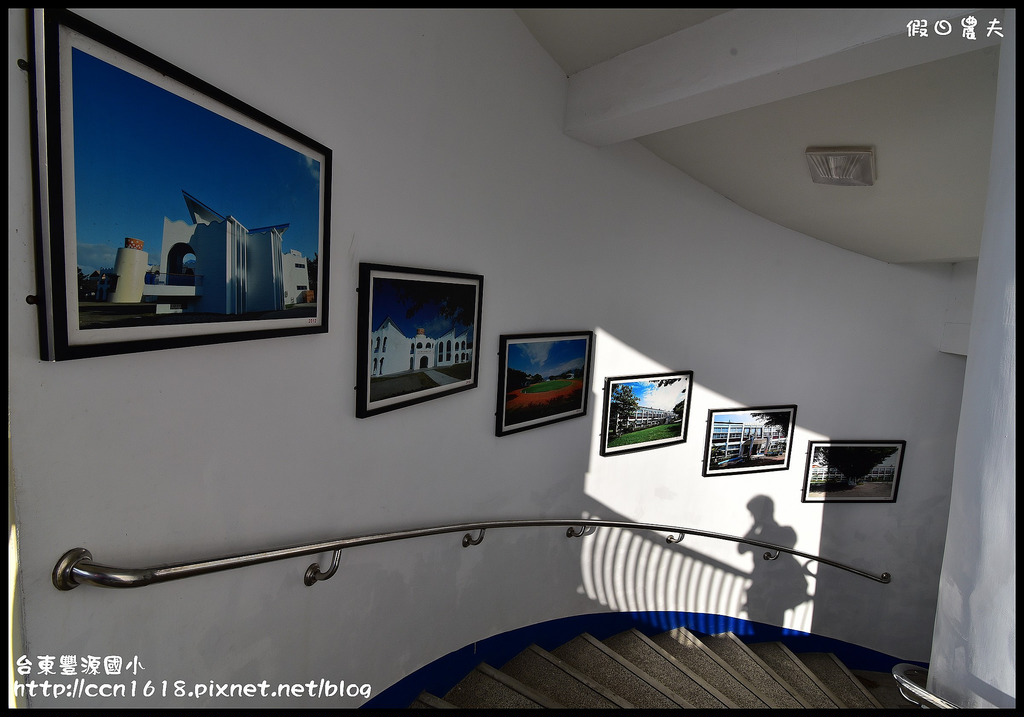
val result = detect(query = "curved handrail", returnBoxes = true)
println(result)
[892,663,959,709]
[51,518,892,591]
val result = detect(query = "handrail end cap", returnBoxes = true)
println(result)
[53,548,92,591]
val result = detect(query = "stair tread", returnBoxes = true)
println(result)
[552,633,689,708]
[425,628,909,710]
[501,644,629,708]
[604,629,734,708]
[746,641,840,708]
[799,652,885,708]
[651,628,773,708]
[702,632,807,708]
[444,663,551,708]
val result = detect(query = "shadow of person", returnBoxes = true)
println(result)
[738,495,811,625]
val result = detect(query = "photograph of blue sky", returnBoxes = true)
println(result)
[371,278,477,342]
[716,411,761,425]
[70,47,323,275]
[716,410,791,428]
[507,338,588,378]
[614,378,687,411]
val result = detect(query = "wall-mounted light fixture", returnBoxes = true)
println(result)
[805,147,875,186]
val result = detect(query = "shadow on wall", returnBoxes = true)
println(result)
[739,495,814,626]
[575,496,814,635]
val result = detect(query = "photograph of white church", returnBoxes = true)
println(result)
[356,264,482,418]
[370,318,474,377]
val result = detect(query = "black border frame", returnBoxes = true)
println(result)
[801,439,907,503]
[599,370,693,457]
[356,262,483,418]
[27,9,332,360]
[701,404,798,477]
[495,331,594,437]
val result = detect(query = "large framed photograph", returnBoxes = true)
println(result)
[702,405,797,476]
[802,440,906,503]
[495,332,594,436]
[28,9,331,360]
[600,371,693,456]
[357,263,483,418]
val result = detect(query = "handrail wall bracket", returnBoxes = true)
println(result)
[304,549,343,586]
[566,525,595,538]
[462,529,486,547]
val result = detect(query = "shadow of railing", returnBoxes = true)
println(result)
[577,501,813,635]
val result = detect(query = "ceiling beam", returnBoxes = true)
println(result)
[564,8,1003,146]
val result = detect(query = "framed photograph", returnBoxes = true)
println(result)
[801,440,906,503]
[495,331,594,436]
[28,9,332,360]
[600,371,693,456]
[702,405,797,476]
[357,263,483,418]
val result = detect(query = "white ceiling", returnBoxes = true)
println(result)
[515,8,1003,264]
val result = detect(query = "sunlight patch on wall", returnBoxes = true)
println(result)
[581,327,819,634]
[577,515,813,634]
[578,511,748,615]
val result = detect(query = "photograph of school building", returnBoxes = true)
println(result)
[709,419,789,466]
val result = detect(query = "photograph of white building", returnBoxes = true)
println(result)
[370,317,473,377]
[703,406,797,476]
[81,192,315,324]
[357,265,482,418]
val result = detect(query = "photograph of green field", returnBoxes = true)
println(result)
[600,371,692,456]
[606,421,683,448]
[496,332,593,436]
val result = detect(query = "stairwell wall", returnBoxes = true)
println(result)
[929,9,1016,710]
[8,8,979,708]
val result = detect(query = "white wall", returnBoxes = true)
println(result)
[929,9,1016,710]
[9,9,969,708]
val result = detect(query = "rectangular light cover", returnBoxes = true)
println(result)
[805,147,875,186]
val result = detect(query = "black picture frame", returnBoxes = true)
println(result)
[357,263,483,418]
[702,405,798,476]
[27,9,332,361]
[599,371,693,456]
[801,440,906,503]
[495,331,594,436]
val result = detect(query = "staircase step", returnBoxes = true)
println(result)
[798,652,884,708]
[443,662,559,708]
[746,641,841,708]
[501,643,630,708]
[701,632,808,708]
[410,690,459,708]
[415,627,913,709]
[603,629,736,708]
[552,633,690,708]
[650,628,774,708]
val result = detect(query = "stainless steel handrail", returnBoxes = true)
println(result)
[892,663,959,709]
[52,518,892,591]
